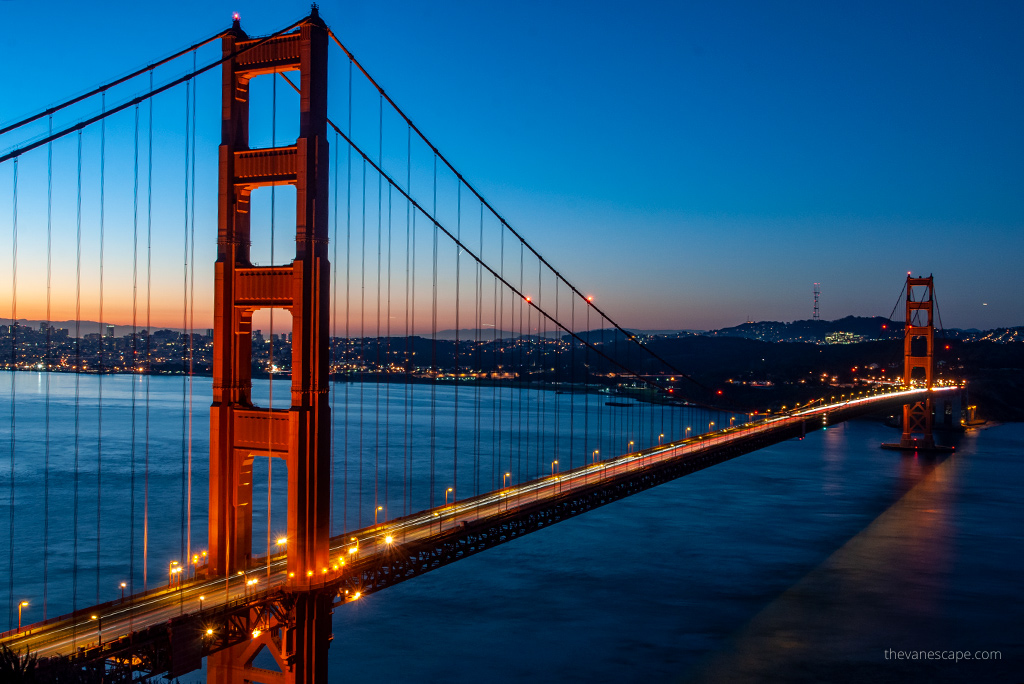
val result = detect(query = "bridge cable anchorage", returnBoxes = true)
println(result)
[279,71,681,413]
[0,18,305,164]
[0,31,228,137]
[323,28,714,404]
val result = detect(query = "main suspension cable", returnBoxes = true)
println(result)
[0,30,227,137]
[325,28,707,399]
[0,18,304,164]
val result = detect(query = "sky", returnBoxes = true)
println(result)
[0,0,1022,332]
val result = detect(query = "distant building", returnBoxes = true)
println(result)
[824,331,864,345]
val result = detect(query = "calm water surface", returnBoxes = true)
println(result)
[1,372,1020,682]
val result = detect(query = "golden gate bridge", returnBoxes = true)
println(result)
[0,8,957,681]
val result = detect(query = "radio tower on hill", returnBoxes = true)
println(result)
[813,283,821,321]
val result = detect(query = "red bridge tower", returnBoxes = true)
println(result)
[207,9,332,684]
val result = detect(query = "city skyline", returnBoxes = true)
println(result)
[1,0,1021,332]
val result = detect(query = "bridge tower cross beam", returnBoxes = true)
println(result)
[208,9,331,584]
[900,274,935,448]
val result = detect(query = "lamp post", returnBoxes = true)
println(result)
[503,472,511,488]
[168,561,180,588]
[276,537,287,556]
[17,601,28,633]
[551,460,558,476]
[445,487,453,507]
[119,582,126,602]
[374,506,383,526]
[199,595,205,612]
[91,614,102,646]
[658,433,664,445]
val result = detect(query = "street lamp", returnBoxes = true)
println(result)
[658,433,664,445]
[445,487,453,507]
[17,601,28,632]
[91,614,102,646]
[120,582,127,602]
[685,426,691,436]
[551,460,558,476]
[169,561,181,588]
[503,472,511,488]
[199,595,205,611]
[592,449,599,464]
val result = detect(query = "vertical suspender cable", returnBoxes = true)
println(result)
[144,71,153,591]
[407,140,415,517]
[129,104,140,612]
[43,119,53,619]
[569,295,575,471]
[180,77,190,568]
[385,184,392,519]
[453,184,460,504]
[403,125,411,517]
[344,59,352,534]
[360,159,366,527]
[268,71,276,580]
[331,129,339,535]
[97,93,105,608]
[517,243,524,482]
[72,134,82,645]
[187,54,197,578]
[429,155,437,511]
[474,202,482,497]
[374,94,382,517]
[7,157,17,631]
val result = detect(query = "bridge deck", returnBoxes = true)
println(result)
[1,387,954,664]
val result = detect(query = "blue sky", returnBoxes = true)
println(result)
[1,0,1021,331]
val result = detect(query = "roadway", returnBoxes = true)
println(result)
[1,386,956,660]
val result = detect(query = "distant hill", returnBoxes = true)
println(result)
[708,316,899,343]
